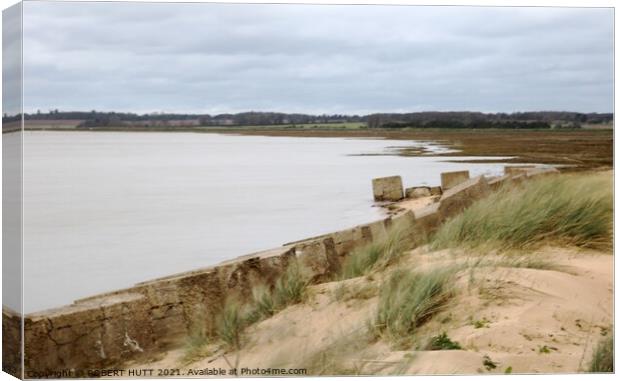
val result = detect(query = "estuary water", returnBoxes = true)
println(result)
[22,131,509,313]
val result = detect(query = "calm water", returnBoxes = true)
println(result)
[22,131,509,313]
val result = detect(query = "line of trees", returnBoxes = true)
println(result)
[4,110,613,129]
[366,111,613,129]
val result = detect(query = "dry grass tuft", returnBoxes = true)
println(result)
[245,261,310,327]
[215,299,244,350]
[342,225,412,279]
[373,267,457,347]
[181,329,212,364]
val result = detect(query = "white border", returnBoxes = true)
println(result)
[0,1,616,381]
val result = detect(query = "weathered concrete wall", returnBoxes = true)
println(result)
[440,170,470,190]
[25,293,156,374]
[22,246,301,376]
[372,176,404,201]
[22,212,414,376]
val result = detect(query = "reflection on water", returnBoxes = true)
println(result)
[24,131,508,312]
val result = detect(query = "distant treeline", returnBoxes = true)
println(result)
[3,110,613,129]
[366,111,613,129]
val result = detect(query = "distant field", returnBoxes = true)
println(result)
[581,123,614,130]
[24,119,84,129]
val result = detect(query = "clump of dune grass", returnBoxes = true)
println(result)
[431,173,612,251]
[426,332,462,350]
[273,262,309,307]
[245,285,275,324]
[373,268,456,346]
[181,328,212,364]
[341,225,411,279]
[589,335,613,372]
[216,299,244,350]
[245,262,310,327]
[196,262,309,354]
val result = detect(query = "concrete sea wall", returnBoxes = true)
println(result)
[3,166,558,377]
[14,217,408,376]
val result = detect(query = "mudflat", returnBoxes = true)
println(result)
[209,127,613,168]
[25,125,613,168]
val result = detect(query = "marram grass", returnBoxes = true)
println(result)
[215,299,244,349]
[373,268,456,345]
[272,262,309,308]
[182,328,212,364]
[212,262,311,350]
[244,284,275,325]
[341,225,411,279]
[245,262,310,326]
[589,335,613,372]
[431,172,612,251]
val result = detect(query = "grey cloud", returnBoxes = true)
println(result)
[21,2,613,114]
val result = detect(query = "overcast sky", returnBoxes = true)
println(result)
[21,2,613,115]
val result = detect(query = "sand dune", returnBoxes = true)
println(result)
[129,245,612,375]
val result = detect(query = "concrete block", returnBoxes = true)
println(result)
[179,270,225,335]
[525,167,560,178]
[405,186,431,199]
[413,203,441,236]
[440,170,470,189]
[98,294,155,364]
[390,210,417,239]
[390,210,416,228]
[24,294,153,373]
[438,175,490,220]
[330,227,357,255]
[295,238,338,282]
[372,176,404,201]
[488,174,511,191]
[429,186,443,196]
[367,219,388,241]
